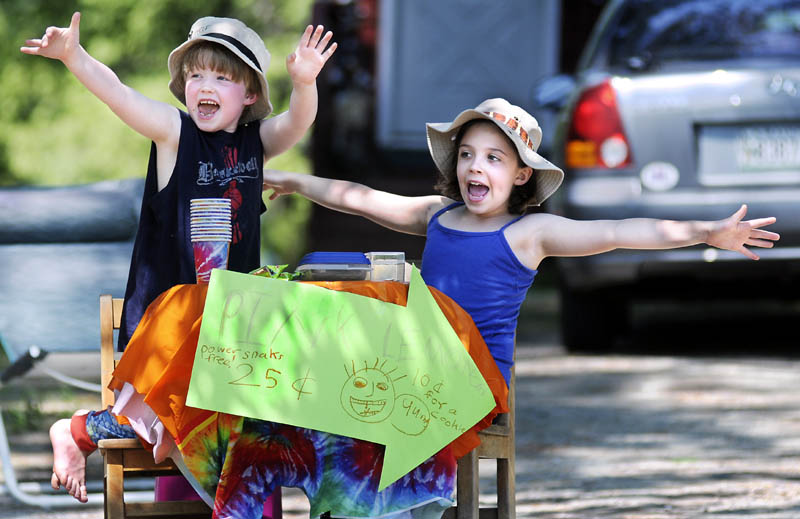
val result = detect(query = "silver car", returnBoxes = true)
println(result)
[534,0,800,351]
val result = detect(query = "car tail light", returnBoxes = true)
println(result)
[565,79,632,169]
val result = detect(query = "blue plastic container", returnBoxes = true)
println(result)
[296,252,371,280]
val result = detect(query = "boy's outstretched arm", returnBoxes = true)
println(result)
[263,169,447,235]
[518,204,779,267]
[260,25,337,161]
[21,12,179,145]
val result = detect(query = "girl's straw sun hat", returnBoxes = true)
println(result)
[168,16,272,124]
[426,98,564,206]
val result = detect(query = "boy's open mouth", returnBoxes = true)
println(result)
[467,181,489,201]
[198,99,220,117]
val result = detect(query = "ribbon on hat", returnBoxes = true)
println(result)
[485,111,534,151]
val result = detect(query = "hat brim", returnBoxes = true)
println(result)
[167,37,272,125]
[426,109,564,207]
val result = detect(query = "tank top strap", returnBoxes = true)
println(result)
[430,202,464,222]
[499,213,527,232]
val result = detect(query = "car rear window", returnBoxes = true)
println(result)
[609,0,800,66]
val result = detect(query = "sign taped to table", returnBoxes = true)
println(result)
[186,267,495,490]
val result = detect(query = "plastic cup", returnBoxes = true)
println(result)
[190,197,231,206]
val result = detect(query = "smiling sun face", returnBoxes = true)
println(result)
[340,364,396,423]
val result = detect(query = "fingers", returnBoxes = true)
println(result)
[70,11,81,32]
[738,246,759,261]
[749,228,780,241]
[300,24,336,54]
[307,25,325,48]
[733,203,748,221]
[323,41,338,61]
[20,39,44,54]
[746,238,776,248]
[746,216,777,229]
[299,24,314,46]
[317,28,334,50]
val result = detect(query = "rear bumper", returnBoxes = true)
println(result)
[554,178,800,291]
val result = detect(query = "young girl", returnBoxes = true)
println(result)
[262,97,780,385]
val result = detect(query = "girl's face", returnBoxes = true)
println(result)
[456,122,532,219]
[184,66,257,133]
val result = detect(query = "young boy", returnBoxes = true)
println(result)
[22,12,336,502]
[21,13,337,349]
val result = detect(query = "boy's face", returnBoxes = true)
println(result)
[184,66,257,133]
[456,122,532,219]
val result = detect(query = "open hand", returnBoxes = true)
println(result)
[706,204,780,260]
[262,169,297,200]
[20,11,82,64]
[286,25,337,85]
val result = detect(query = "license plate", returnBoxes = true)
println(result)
[736,126,800,171]
[698,124,800,185]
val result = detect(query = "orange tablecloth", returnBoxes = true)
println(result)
[110,280,508,458]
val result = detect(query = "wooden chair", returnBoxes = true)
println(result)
[97,294,212,519]
[405,261,516,518]
[444,369,516,519]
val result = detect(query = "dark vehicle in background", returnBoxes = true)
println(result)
[535,0,800,350]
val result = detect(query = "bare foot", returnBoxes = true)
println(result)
[49,410,90,503]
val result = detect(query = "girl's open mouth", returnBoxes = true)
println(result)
[467,181,489,202]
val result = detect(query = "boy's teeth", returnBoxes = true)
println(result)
[198,100,220,116]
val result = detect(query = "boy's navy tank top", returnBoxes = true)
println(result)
[420,203,537,385]
[118,110,265,349]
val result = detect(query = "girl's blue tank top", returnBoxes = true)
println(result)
[420,203,537,385]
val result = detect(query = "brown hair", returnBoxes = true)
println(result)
[433,120,537,215]
[180,41,261,96]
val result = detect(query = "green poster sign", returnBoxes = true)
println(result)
[186,267,495,490]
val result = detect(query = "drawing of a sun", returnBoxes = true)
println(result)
[340,359,404,423]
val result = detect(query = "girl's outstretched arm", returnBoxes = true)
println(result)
[20,12,179,145]
[263,169,448,235]
[516,204,779,267]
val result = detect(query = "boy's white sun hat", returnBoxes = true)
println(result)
[426,98,564,206]
[168,16,272,124]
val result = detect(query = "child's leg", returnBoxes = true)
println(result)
[50,408,137,503]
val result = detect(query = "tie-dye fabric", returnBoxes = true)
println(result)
[181,413,455,518]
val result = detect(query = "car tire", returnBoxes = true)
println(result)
[559,283,630,353]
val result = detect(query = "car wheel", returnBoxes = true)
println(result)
[559,284,630,353]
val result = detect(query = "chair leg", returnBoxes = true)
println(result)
[104,450,125,519]
[496,457,515,519]
[456,449,479,519]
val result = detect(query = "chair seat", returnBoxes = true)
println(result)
[98,438,148,449]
